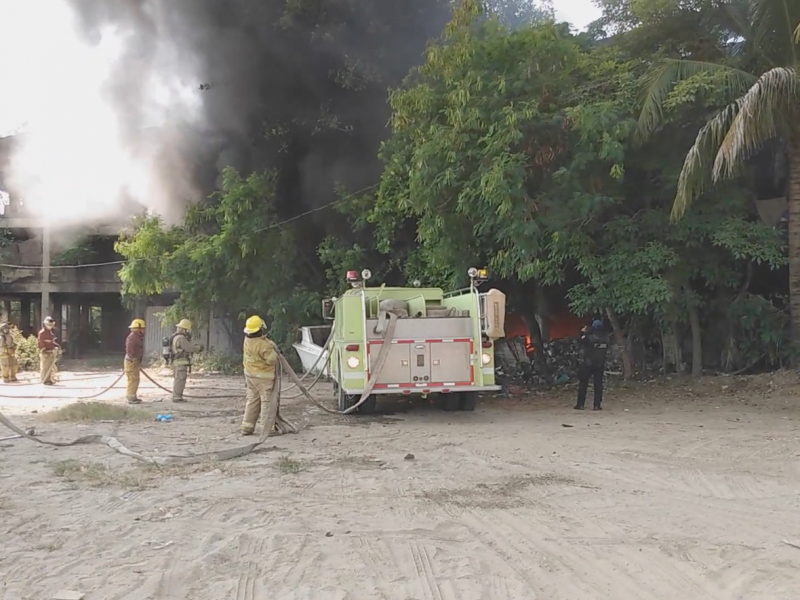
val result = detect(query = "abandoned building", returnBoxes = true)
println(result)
[0,132,235,359]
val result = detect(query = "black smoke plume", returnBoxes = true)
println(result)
[63,0,452,224]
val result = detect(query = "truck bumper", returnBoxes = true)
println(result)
[343,385,501,395]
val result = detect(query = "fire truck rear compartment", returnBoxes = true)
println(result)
[366,317,473,386]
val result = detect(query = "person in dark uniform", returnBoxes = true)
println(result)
[575,319,609,411]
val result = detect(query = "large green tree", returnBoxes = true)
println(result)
[635,0,800,347]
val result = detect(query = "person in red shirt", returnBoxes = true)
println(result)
[124,319,146,403]
[37,316,60,385]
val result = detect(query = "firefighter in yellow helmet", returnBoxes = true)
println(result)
[0,322,19,383]
[124,319,145,404]
[170,318,203,402]
[240,315,278,436]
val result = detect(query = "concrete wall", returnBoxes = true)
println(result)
[143,306,238,359]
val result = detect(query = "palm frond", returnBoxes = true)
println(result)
[713,67,799,181]
[671,102,740,221]
[636,59,757,144]
[795,21,800,43]
[752,0,800,66]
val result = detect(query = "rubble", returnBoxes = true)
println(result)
[495,335,625,389]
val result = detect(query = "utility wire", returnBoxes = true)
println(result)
[0,183,379,270]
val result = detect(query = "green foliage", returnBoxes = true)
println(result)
[51,240,99,266]
[112,0,796,376]
[192,351,243,376]
[116,168,324,353]
[11,327,40,371]
[728,294,792,368]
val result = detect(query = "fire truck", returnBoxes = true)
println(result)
[318,268,506,414]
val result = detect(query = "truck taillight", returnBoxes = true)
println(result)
[345,344,359,351]
[482,341,492,348]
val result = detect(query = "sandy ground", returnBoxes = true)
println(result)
[1,363,800,599]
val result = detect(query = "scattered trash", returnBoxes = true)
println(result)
[561,424,574,428]
[325,531,334,537]
[782,539,800,550]
[141,540,174,550]
[404,453,415,461]
[155,414,173,422]
[52,591,85,600]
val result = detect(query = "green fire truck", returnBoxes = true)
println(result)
[318,268,506,414]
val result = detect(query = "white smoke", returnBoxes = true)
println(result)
[0,0,204,228]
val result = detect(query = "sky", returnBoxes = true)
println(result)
[554,0,602,31]
[0,0,603,137]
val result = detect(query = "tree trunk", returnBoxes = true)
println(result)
[672,320,684,377]
[788,141,800,364]
[605,307,634,379]
[688,303,702,377]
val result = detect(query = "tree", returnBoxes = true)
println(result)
[636,0,800,349]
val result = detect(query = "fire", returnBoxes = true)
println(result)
[524,335,535,354]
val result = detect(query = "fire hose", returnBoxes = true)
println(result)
[0,314,399,464]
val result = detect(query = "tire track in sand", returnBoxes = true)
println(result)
[234,533,268,600]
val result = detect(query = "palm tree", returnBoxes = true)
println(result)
[636,0,800,346]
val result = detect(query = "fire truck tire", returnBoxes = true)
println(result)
[439,394,460,412]
[458,392,478,411]
[335,377,377,414]
[335,380,355,411]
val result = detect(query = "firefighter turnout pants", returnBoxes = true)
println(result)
[124,358,142,402]
[1,350,19,383]
[241,376,275,435]
[173,365,188,401]
[40,350,58,385]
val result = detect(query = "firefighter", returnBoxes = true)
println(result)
[0,322,19,383]
[575,319,609,411]
[171,318,203,402]
[124,319,146,404]
[37,316,60,385]
[240,315,278,436]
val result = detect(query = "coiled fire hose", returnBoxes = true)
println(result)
[0,314,398,464]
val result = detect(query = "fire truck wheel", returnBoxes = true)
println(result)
[335,380,356,412]
[439,393,460,412]
[458,392,478,411]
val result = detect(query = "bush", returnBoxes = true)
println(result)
[187,350,243,376]
[727,294,793,370]
[11,326,40,371]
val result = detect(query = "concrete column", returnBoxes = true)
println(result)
[67,302,80,359]
[80,303,91,355]
[20,298,31,335]
[53,299,63,347]
[1,300,10,322]
[32,300,41,333]
[41,226,52,317]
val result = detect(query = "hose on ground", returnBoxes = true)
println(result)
[139,368,242,400]
[0,312,400,463]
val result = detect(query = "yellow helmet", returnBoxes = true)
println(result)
[176,318,193,331]
[129,318,145,329]
[243,315,265,334]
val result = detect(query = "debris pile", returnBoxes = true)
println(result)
[495,335,624,389]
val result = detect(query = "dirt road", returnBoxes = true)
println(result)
[1,368,799,599]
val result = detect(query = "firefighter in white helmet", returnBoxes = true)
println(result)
[240,315,278,436]
[170,319,203,402]
[124,319,146,403]
[37,316,60,385]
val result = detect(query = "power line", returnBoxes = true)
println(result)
[252,183,379,233]
[0,183,380,270]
